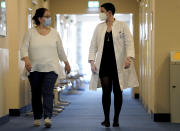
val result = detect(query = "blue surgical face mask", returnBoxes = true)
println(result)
[44,17,51,27]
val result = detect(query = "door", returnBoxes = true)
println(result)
[170,63,180,123]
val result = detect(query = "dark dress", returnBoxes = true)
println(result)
[99,31,118,78]
[99,31,122,124]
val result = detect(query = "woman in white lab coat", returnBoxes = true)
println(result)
[88,3,139,127]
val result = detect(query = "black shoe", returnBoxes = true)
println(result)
[113,122,119,127]
[101,121,110,127]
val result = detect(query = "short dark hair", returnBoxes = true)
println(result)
[101,3,115,15]
[32,8,48,25]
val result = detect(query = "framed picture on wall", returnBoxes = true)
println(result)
[28,14,32,29]
[150,11,153,31]
[0,0,6,36]
[28,8,32,29]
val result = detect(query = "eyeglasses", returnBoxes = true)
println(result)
[43,16,51,18]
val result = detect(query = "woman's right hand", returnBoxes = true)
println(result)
[90,61,97,74]
[23,57,32,72]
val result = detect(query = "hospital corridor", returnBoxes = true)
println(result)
[1,0,180,131]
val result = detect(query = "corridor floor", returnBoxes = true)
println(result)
[1,83,180,131]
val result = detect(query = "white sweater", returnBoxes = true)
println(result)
[20,27,67,79]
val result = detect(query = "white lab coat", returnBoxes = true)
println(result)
[88,20,139,91]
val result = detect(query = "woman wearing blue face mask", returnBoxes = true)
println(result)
[20,8,71,128]
[88,3,139,127]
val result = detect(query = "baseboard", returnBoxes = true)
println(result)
[9,104,32,116]
[9,109,20,116]
[134,93,139,99]
[152,113,170,122]
[0,115,9,125]
[20,104,32,114]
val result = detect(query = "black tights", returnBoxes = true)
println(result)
[100,75,123,123]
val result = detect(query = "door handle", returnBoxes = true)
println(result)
[172,86,176,88]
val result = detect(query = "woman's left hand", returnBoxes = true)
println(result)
[64,61,71,74]
[124,57,132,69]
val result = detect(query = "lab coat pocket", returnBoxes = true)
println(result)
[125,62,139,88]
[123,66,130,87]
[119,31,124,39]
[117,31,124,44]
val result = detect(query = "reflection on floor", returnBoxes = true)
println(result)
[1,83,180,131]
